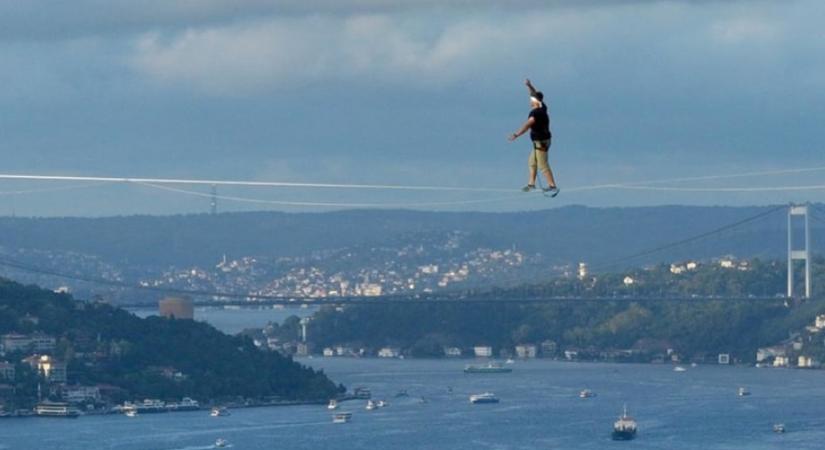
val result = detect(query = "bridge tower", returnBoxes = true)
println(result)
[210,184,217,215]
[787,203,811,299]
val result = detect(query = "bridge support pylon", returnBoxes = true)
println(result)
[787,203,811,299]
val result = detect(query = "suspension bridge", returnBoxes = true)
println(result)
[0,167,823,306]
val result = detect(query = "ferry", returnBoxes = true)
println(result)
[121,399,168,414]
[611,405,637,441]
[167,397,200,412]
[211,406,231,417]
[327,399,338,410]
[34,402,81,418]
[463,362,513,374]
[332,412,352,424]
[469,392,500,404]
[579,389,596,398]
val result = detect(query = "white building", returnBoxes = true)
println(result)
[322,348,335,357]
[443,347,462,357]
[473,346,493,358]
[717,353,730,365]
[64,386,101,403]
[623,276,635,286]
[815,315,825,329]
[773,355,789,367]
[378,347,401,358]
[515,345,537,359]
[756,346,786,363]
[577,262,588,280]
[798,355,817,368]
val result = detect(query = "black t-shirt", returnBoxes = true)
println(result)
[528,104,551,141]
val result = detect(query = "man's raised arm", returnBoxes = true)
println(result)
[525,78,539,96]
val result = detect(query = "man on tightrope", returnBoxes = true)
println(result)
[509,78,559,197]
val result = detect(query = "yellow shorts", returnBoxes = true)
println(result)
[528,140,550,173]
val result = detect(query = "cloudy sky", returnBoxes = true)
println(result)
[1,0,824,216]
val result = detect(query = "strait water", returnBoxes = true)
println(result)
[2,358,825,449]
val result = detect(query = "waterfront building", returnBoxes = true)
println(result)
[718,353,731,365]
[798,355,817,368]
[773,355,789,367]
[540,340,558,356]
[378,347,401,358]
[815,314,825,329]
[159,296,194,320]
[515,345,537,359]
[443,347,462,357]
[323,348,334,357]
[756,346,786,363]
[24,355,67,383]
[64,386,101,404]
[473,346,493,358]
[2,333,56,353]
[577,262,588,280]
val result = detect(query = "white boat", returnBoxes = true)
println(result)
[332,412,352,423]
[125,409,138,418]
[327,399,338,410]
[211,407,230,417]
[34,402,81,418]
[469,392,499,404]
[505,358,515,364]
[215,437,229,447]
[365,400,376,411]
[773,423,786,433]
[738,387,751,397]
[579,389,596,398]
[673,366,687,372]
[376,400,387,408]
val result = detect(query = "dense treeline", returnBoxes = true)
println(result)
[273,258,825,362]
[0,279,339,404]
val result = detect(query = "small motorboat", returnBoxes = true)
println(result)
[469,392,499,404]
[215,438,229,448]
[125,410,138,417]
[579,389,596,398]
[211,406,230,417]
[773,423,786,434]
[327,399,338,410]
[332,412,352,423]
[365,400,376,411]
[738,387,751,397]
[673,366,687,372]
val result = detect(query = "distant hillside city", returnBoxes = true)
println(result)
[0,205,819,304]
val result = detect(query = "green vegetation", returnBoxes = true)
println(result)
[0,278,339,409]
[271,258,825,363]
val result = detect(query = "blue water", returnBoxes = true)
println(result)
[3,358,825,449]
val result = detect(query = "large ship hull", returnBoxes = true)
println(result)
[611,430,636,441]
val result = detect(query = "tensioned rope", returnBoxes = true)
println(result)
[1,164,824,208]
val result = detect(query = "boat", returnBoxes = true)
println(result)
[469,392,500,404]
[738,387,751,397]
[376,400,387,408]
[773,423,786,433]
[125,409,138,417]
[353,387,372,399]
[579,389,596,398]
[215,438,229,447]
[463,362,513,374]
[34,402,81,418]
[211,406,230,417]
[327,399,338,410]
[365,400,376,411]
[505,358,515,364]
[332,412,352,423]
[673,366,687,372]
[122,399,168,414]
[611,405,637,441]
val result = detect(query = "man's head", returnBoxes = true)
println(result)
[530,95,542,108]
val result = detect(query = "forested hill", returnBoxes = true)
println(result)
[0,205,813,268]
[0,278,339,405]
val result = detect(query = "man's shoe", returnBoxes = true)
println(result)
[521,184,536,192]
[543,186,560,198]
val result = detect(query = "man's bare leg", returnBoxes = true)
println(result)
[543,166,557,188]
